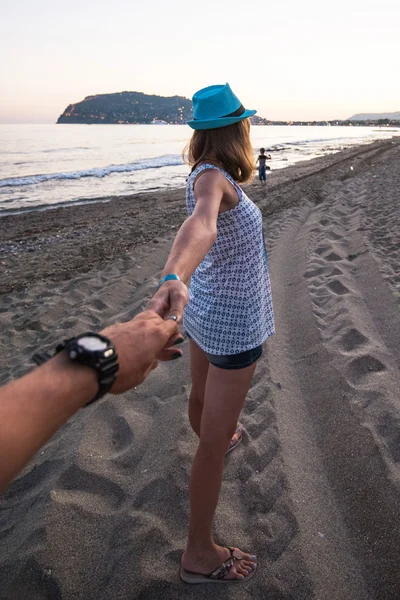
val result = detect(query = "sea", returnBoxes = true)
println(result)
[0,124,399,215]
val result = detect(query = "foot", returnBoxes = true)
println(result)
[182,544,256,581]
[226,425,243,455]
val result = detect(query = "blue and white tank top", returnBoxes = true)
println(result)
[183,164,275,355]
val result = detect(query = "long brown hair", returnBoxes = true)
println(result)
[183,119,255,183]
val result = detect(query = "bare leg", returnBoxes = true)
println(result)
[188,340,209,437]
[182,362,257,580]
[188,340,243,449]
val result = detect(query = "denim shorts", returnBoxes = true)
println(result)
[186,332,263,370]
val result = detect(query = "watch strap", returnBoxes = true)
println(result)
[32,333,119,406]
[85,355,119,405]
[32,350,53,366]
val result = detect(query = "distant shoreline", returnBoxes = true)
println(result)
[56,120,400,127]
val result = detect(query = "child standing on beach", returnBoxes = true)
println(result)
[150,83,274,584]
[256,147,271,183]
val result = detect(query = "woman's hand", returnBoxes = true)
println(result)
[101,310,181,393]
[147,280,189,323]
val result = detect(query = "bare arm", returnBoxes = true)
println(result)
[161,170,223,282]
[0,311,178,494]
[148,169,225,318]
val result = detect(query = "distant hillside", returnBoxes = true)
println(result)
[348,111,400,121]
[57,91,193,124]
[57,92,400,126]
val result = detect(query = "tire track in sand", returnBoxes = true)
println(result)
[267,192,400,599]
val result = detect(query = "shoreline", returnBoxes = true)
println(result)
[1,130,399,217]
[1,137,398,295]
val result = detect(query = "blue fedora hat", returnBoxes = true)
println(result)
[187,83,256,130]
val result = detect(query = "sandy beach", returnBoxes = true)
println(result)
[1,137,400,599]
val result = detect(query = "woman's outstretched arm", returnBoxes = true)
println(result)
[148,169,226,320]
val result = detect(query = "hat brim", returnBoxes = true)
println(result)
[187,109,257,130]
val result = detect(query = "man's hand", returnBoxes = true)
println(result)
[0,310,183,494]
[147,280,189,322]
[101,310,180,393]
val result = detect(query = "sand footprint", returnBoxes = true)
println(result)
[53,465,125,513]
[347,355,386,385]
[339,328,368,352]
[324,251,344,262]
[255,508,297,560]
[2,557,62,600]
[243,469,285,513]
[245,433,280,474]
[132,477,187,526]
[327,280,350,295]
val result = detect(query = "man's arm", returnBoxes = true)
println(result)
[0,311,178,494]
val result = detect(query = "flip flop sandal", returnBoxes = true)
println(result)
[225,425,243,456]
[180,546,257,584]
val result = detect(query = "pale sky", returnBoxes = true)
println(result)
[0,0,399,123]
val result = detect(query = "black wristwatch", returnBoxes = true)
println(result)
[33,332,119,406]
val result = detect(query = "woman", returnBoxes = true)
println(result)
[150,83,274,583]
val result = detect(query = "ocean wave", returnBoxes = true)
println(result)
[271,136,365,148]
[42,146,92,153]
[0,155,184,188]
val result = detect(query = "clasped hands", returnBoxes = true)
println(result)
[102,280,189,393]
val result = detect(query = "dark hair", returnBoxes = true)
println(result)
[183,119,255,184]
[260,148,265,153]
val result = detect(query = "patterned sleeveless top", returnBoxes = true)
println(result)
[183,164,275,355]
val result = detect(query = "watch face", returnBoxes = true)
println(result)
[77,336,108,352]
